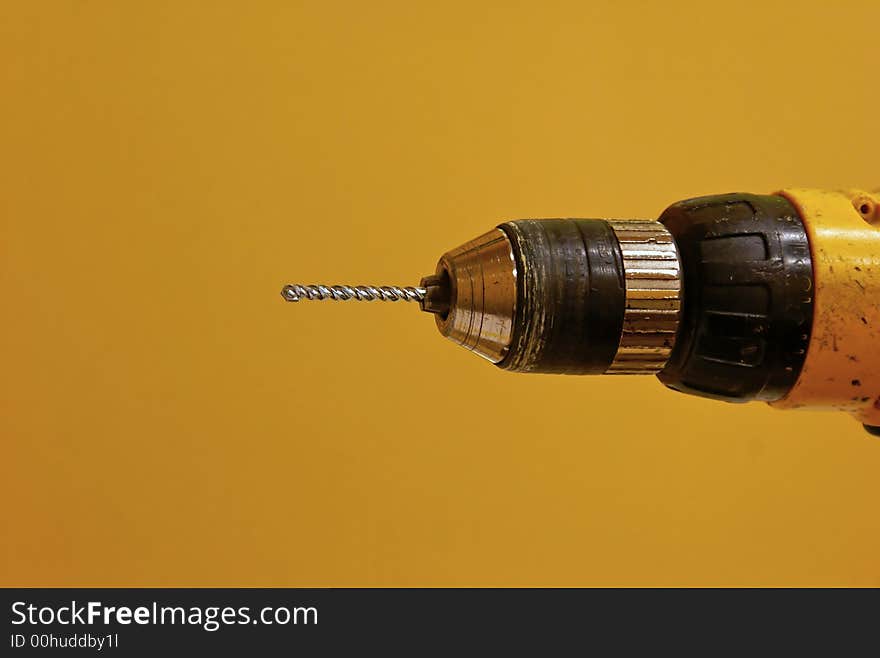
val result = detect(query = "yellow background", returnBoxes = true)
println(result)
[2,1,878,586]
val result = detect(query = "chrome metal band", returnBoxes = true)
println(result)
[606,220,682,374]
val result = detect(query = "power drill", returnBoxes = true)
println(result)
[283,188,880,433]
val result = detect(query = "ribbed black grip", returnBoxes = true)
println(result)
[657,193,814,402]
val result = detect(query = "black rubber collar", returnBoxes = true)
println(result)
[498,219,626,374]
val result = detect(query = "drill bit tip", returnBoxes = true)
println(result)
[281,283,427,303]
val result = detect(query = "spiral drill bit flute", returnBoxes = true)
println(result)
[281,284,426,303]
[282,188,880,433]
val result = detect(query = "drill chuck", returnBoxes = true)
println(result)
[421,218,682,374]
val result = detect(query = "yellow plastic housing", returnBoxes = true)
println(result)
[772,188,880,426]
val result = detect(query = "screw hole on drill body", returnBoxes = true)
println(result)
[854,198,877,225]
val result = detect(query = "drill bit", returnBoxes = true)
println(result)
[281,283,427,303]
